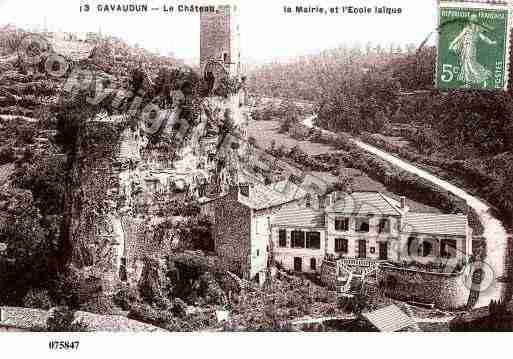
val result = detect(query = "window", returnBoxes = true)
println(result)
[278,229,287,247]
[305,193,311,208]
[256,249,260,257]
[335,217,349,231]
[335,238,348,253]
[355,217,370,233]
[291,230,305,248]
[310,258,317,271]
[378,219,390,234]
[441,239,457,258]
[306,232,321,249]
[223,52,228,63]
[422,240,433,257]
[318,195,325,209]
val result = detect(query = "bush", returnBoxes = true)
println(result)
[0,186,55,306]
[338,293,368,315]
[198,272,227,306]
[127,303,181,331]
[46,306,87,332]
[79,295,118,315]
[0,145,16,165]
[113,286,140,311]
[50,267,86,309]
[213,76,240,98]
[23,289,53,310]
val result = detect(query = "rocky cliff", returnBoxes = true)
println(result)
[63,95,246,295]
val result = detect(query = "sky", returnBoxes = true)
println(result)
[0,0,438,64]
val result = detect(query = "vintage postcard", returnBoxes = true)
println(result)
[1,0,513,356]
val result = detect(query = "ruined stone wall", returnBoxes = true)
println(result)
[212,192,251,278]
[122,217,175,287]
[200,6,231,71]
[377,265,470,310]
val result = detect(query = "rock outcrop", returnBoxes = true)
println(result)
[63,94,245,297]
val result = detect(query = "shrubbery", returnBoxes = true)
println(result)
[338,293,368,315]
[79,295,119,315]
[0,144,15,165]
[22,289,53,310]
[313,133,464,214]
[46,306,87,332]
[113,286,140,311]
[127,303,214,331]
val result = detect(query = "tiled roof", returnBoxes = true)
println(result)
[362,305,416,332]
[0,306,47,330]
[0,306,165,332]
[325,192,403,216]
[239,182,298,210]
[272,207,325,228]
[404,213,467,236]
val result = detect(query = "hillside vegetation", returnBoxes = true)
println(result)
[247,43,513,229]
[0,25,188,309]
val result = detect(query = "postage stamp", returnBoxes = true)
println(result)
[437,1,512,91]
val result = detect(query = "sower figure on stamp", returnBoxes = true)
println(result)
[449,14,497,87]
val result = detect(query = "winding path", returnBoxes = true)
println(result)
[302,115,511,307]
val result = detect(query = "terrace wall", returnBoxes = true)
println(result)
[377,265,470,310]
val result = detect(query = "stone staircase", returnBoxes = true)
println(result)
[335,258,380,296]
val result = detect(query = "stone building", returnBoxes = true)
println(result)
[271,191,470,274]
[207,180,308,284]
[200,5,240,76]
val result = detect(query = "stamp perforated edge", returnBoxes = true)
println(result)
[435,0,513,91]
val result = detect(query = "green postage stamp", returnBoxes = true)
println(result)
[437,0,512,91]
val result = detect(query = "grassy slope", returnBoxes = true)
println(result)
[247,119,441,214]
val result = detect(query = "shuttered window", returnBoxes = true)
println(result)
[278,229,287,247]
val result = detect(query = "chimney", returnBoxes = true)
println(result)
[400,196,406,210]
[328,191,337,207]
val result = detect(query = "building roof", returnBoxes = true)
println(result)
[325,192,403,216]
[362,305,417,332]
[272,207,325,228]
[268,180,308,203]
[0,306,48,330]
[404,212,467,237]
[239,182,300,210]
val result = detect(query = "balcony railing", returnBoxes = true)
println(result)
[337,257,378,268]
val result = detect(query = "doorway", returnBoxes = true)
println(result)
[358,240,367,258]
[294,257,302,272]
[379,242,388,260]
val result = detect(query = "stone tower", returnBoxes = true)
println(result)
[200,5,240,76]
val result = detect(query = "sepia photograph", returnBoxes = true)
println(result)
[1,0,513,355]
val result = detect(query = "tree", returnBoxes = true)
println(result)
[0,186,55,305]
